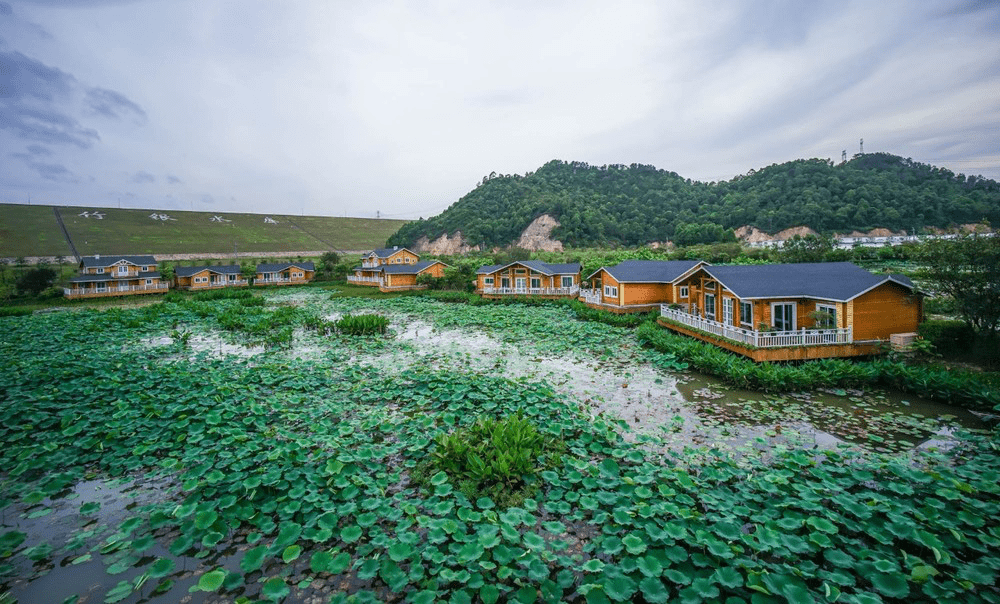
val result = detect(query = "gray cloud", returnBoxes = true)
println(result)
[25,144,52,156]
[10,151,75,181]
[131,171,155,183]
[166,174,182,184]
[0,2,12,16]
[86,87,147,122]
[0,49,100,147]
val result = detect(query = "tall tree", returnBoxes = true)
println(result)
[919,233,1000,335]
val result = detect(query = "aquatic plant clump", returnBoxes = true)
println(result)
[417,413,566,507]
[335,313,389,335]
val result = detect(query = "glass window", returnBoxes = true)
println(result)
[561,276,573,288]
[530,278,541,289]
[740,301,753,326]
[679,286,689,298]
[604,285,618,298]
[704,294,716,319]
[484,277,494,285]
[815,304,837,328]
[772,303,796,331]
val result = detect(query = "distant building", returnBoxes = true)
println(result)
[64,255,168,299]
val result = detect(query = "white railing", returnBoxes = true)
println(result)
[579,289,602,304]
[64,283,168,296]
[347,276,383,285]
[660,305,852,348]
[361,261,380,268]
[481,285,580,296]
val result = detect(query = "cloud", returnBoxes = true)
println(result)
[131,170,155,183]
[25,144,52,156]
[85,87,147,122]
[0,49,101,147]
[0,2,12,16]
[10,150,76,181]
[167,174,182,184]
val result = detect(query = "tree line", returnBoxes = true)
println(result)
[387,153,999,249]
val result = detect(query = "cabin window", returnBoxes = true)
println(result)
[772,302,796,331]
[679,286,689,298]
[704,294,716,319]
[229,274,237,281]
[141,266,149,272]
[604,285,618,298]
[530,277,541,289]
[293,272,303,278]
[96,283,107,291]
[145,279,153,285]
[515,268,526,274]
[96,268,105,274]
[739,300,753,326]
[815,304,837,329]
[484,277,494,286]
[705,281,716,290]
[561,276,573,288]
[118,265,129,275]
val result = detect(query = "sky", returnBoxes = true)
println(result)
[1,1,998,220]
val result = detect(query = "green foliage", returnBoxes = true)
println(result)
[417,414,565,508]
[1,291,998,604]
[637,322,1000,411]
[918,233,1000,334]
[15,267,57,296]
[335,314,389,335]
[387,155,1000,249]
[917,320,975,358]
[0,307,33,317]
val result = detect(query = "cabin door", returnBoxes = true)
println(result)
[501,277,510,289]
[515,277,527,291]
[722,298,734,326]
[772,303,795,331]
[704,294,716,320]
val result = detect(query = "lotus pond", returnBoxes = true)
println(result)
[1,289,998,604]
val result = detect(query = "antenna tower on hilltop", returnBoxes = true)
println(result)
[860,138,864,154]
[842,150,847,163]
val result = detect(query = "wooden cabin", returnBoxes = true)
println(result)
[581,260,706,313]
[348,247,421,288]
[254,262,315,286]
[661,262,922,361]
[64,254,168,299]
[475,261,581,299]
[348,247,446,291]
[174,265,248,290]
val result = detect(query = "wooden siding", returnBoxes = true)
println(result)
[850,282,921,341]
[381,249,420,265]
[621,282,674,306]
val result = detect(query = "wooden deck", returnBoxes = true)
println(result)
[657,318,882,361]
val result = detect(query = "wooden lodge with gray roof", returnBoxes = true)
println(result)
[254,262,315,286]
[475,261,582,299]
[64,254,168,299]
[580,260,706,312]
[348,246,448,291]
[174,265,248,290]
[662,262,922,361]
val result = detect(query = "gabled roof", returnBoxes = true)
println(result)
[369,247,416,258]
[80,255,156,268]
[588,260,704,283]
[697,262,916,302]
[256,262,315,272]
[174,265,242,277]
[382,260,448,275]
[476,261,581,276]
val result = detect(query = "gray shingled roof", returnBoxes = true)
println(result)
[256,262,315,272]
[476,261,581,276]
[701,262,915,302]
[591,260,703,283]
[382,260,446,275]
[80,255,156,268]
[174,265,242,277]
[369,247,414,258]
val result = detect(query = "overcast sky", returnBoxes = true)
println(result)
[2,0,998,219]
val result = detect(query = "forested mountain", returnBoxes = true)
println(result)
[387,153,1000,248]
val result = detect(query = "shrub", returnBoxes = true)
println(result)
[917,320,975,358]
[335,314,389,335]
[0,307,32,317]
[417,414,565,508]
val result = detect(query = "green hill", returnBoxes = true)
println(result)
[0,205,408,258]
[387,153,1000,248]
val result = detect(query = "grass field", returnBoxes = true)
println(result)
[0,204,408,257]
